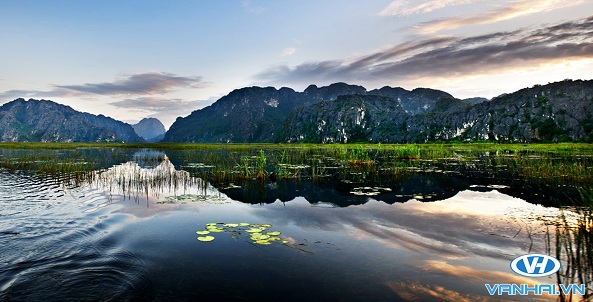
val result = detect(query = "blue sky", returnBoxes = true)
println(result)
[1,0,592,128]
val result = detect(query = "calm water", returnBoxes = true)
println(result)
[0,148,590,301]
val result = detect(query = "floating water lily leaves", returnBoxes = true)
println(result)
[195,222,305,251]
[159,194,229,204]
[197,236,215,242]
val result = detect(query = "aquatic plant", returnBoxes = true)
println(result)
[1,143,592,205]
[256,149,267,179]
[392,144,421,159]
[553,188,593,301]
[196,222,283,245]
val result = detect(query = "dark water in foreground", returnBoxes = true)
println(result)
[0,148,589,301]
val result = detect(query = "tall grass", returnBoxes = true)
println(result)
[554,188,593,301]
[0,143,592,194]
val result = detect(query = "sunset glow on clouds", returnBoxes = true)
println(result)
[0,1,591,128]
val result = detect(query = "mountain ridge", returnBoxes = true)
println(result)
[0,98,144,142]
[162,82,458,142]
[2,79,591,143]
[165,79,593,143]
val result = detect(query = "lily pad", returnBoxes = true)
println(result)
[258,234,270,240]
[197,236,215,242]
[261,224,272,228]
[224,223,239,228]
[196,230,210,235]
[255,239,271,245]
[266,231,281,236]
[239,222,250,226]
[246,228,262,233]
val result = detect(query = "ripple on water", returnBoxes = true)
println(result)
[1,242,151,301]
[0,170,151,301]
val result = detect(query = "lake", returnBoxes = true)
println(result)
[0,144,591,301]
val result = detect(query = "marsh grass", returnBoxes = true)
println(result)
[392,144,421,159]
[0,143,592,197]
[553,188,593,301]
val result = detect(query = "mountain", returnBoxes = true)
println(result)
[163,86,303,142]
[461,97,489,105]
[406,79,593,143]
[279,94,409,143]
[0,98,144,142]
[162,83,454,142]
[367,86,454,115]
[132,118,166,142]
[281,80,593,143]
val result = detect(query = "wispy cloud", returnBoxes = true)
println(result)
[379,0,483,17]
[109,97,207,114]
[385,259,556,301]
[281,47,296,57]
[256,16,593,87]
[412,0,584,34]
[110,97,212,128]
[0,88,78,101]
[241,0,266,14]
[385,281,487,302]
[0,72,208,102]
[57,72,207,96]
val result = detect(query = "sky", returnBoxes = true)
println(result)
[1,0,592,129]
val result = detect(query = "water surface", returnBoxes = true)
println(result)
[0,147,590,301]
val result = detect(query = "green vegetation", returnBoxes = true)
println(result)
[195,222,309,251]
[553,188,593,300]
[0,142,592,203]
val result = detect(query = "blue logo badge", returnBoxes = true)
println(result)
[510,254,561,277]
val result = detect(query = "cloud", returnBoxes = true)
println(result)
[281,47,296,56]
[256,190,550,260]
[255,16,593,87]
[385,259,557,302]
[412,0,584,34]
[0,72,208,103]
[241,0,266,14]
[385,281,488,302]
[379,0,483,17]
[420,260,547,285]
[57,72,207,96]
[110,97,213,128]
[109,97,208,114]
[0,88,79,102]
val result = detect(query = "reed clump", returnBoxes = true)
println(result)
[554,188,593,301]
